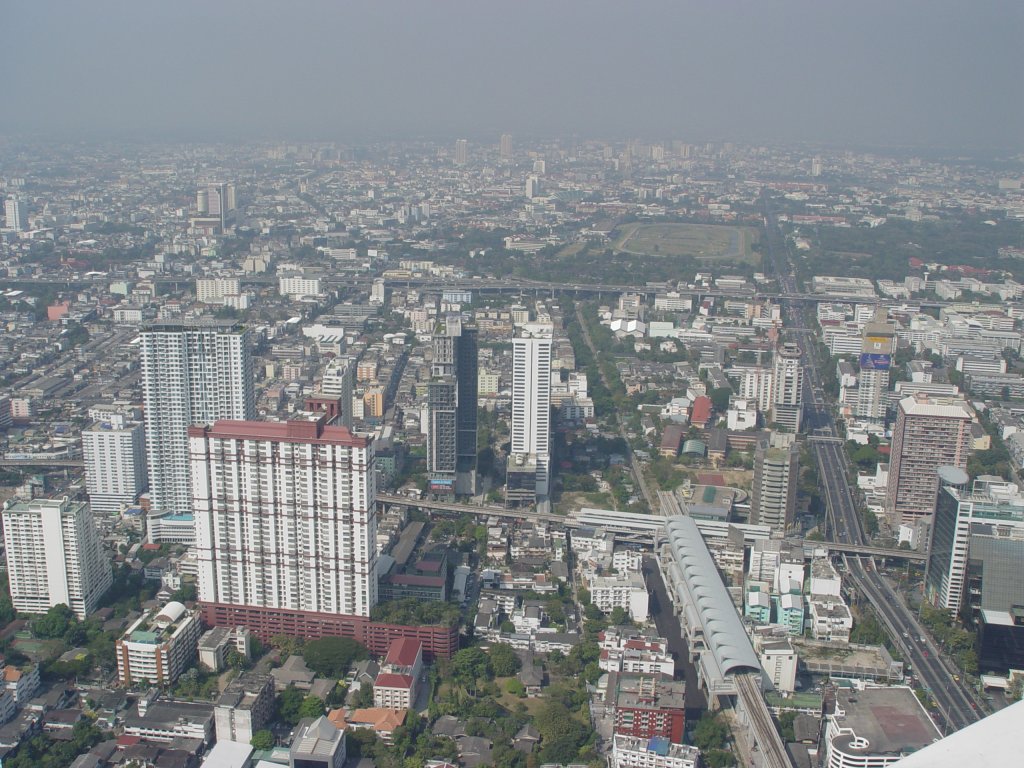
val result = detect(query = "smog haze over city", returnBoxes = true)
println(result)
[2,3,1024,768]
[3,0,1023,150]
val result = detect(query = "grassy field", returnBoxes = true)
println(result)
[612,222,759,265]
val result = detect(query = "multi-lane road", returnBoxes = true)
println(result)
[760,200,983,733]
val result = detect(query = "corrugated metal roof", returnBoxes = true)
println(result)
[664,515,760,680]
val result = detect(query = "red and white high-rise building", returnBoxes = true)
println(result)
[190,415,377,623]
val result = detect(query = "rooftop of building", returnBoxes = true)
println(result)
[123,699,214,729]
[374,672,414,690]
[613,733,700,759]
[831,687,939,758]
[292,716,343,757]
[122,601,195,645]
[3,496,82,516]
[888,698,1023,768]
[384,638,422,668]
[898,394,973,419]
[611,673,686,710]
[189,417,368,447]
[215,671,271,710]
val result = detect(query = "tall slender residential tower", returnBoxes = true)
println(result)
[507,323,552,505]
[454,139,468,166]
[427,316,478,496]
[140,320,254,542]
[885,394,974,526]
[190,415,377,632]
[2,497,112,619]
[750,434,799,535]
[500,133,513,160]
[771,342,804,433]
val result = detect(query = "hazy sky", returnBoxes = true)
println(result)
[3,0,1022,150]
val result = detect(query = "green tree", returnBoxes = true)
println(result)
[505,679,526,697]
[609,606,630,626]
[693,712,730,751]
[709,387,732,411]
[277,685,305,725]
[705,749,737,768]
[489,643,522,677]
[301,637,369,678]
[539,734,583,765]
[270,634,304,657]
[451,646,492,690]
[352,683,375,709]
[250,730,274,750]
[534,700,588,746]
[33,604,76,639]
[777,711,797,742]
[298,695,325,720]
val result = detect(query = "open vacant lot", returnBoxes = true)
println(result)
[612,222,759,265]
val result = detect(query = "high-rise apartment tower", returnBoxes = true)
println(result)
[886,394,973,525]
[140,320,254,542]
[191,416,378,626]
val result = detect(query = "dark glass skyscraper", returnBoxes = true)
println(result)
[427,316,478,496]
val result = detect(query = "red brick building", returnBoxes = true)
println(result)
[609,673,687,744]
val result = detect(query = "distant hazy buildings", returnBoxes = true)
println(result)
[2,497,111,619]
[454,138,468,166]
[194,182,237,233]
[500,133,513,160]
[3,197,24,231]
[885,394,973,525]
[140,321,255,543]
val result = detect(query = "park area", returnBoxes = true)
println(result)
[612,222,759,266]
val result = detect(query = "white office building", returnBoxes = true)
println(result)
[82,412,148,514]
[735,365,774,412]
[279,273,324,299]
[759,638,798,693]
[196,277,241,305]
[4,197,24,231]
[116,601,202,686]
[507,323,552,502]
[1,497,112,619]
[589,572,649,622]
[319,357,355,428]
[612,734,700,768]
[926,471,1024,612]
[190,415,377,620]
[140,321,254,542]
